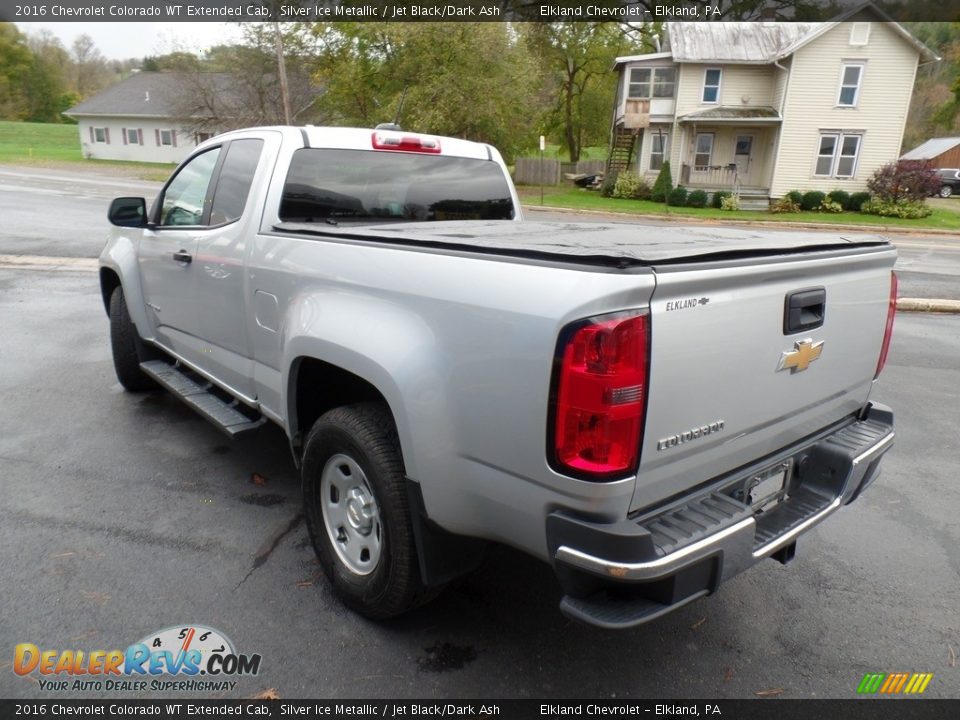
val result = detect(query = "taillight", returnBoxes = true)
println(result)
[550,311,649,480]
[874,271,898,378]
[371,131,441,153]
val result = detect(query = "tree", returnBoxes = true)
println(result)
[25,31,71,123]
[0,23,32,119]
[72,34,110,99]
[311,23,541,160]
[521,23,649,161]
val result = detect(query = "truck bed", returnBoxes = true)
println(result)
[275,220,890,266]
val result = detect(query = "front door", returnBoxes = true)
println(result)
[138,146,222,370]
[734,135,753,183]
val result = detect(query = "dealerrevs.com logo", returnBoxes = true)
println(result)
[14,625,261,693]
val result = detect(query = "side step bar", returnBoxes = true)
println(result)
[140,360,266,438]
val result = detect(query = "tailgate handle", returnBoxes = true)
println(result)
[784,288,825,334]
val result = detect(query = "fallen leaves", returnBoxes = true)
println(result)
[295,580,314,588]
[250,688,280,700]
[754,688,785,697]
[251,473,268,486]
[723,668,735,682]
[690,617,706,630]
[950,644,956,668]
[79,590,111,606]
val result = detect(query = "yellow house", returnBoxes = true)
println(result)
[609,2,938,207]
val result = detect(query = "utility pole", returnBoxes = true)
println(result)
[273,19,292,125]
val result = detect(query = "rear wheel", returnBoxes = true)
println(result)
[940,185,953,198]
[302,403,429,619]
[109,286,157,391]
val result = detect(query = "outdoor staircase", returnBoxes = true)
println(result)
[607,125,638,177]
[737,192,771,211]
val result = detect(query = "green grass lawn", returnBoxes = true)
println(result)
[523,187,960,232]
[0,120,173,181]
[0,120,82,162]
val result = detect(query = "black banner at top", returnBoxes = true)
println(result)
[3,0,960,23]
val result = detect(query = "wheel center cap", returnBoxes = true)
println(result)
[346,490,373,535]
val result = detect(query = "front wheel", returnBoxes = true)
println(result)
[940,185,953,198]
[109,286,157,391]
[302,403,429,619]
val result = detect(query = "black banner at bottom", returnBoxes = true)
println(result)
[0,699,957,720]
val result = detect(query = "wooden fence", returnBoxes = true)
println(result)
[514,158,606,186]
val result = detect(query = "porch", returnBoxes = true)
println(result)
[675,107,781,201]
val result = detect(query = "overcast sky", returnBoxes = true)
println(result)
[16,22,245,60]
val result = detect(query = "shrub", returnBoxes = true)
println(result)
[651,161,673,202]
[801,190,826,211]
[847,191,871,212]
[612,170,647,199]
[686,189,708,208]
[771,197,801,213]
[785,190,804,206]
[711,190,732,208]
[828,190,851,210]
[599,170,619,198]
[867,160,940,203]
[818,198,844,213]
[667,186,688,207]
[860,198,933,219]
[720,194,740,211]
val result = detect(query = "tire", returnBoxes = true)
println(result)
[108,286,157,391]
[940,185,953,198]
[302,402,428,619]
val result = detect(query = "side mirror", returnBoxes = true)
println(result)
[108,197,147,228]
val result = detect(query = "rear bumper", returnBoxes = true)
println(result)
[546,402,894,629]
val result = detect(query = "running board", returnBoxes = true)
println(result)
[140,360,266,438]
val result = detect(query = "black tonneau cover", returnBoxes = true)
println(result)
[274,220,890,266]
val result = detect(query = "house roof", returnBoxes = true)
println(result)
[64,72,236,118]
[900,137,960,161]
[678,106,781,122]
[666,23,819,64]
[615,2,938,68]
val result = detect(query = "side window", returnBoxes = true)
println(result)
[209,139,264,225]
[159,147,222,226]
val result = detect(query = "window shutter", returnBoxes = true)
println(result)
[122,128,128,145]
[88,126,94,143]
[138,129,144,146]
[105,128,110,144]
[172,130,177,148]
[155,129,160,146]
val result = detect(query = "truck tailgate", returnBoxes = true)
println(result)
[632,245,896,512]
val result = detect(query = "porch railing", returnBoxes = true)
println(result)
[681,163,740,192]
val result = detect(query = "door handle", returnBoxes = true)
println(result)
[784,287,825,334]
[172,250,193,264]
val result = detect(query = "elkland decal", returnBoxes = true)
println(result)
[13,624,261,693]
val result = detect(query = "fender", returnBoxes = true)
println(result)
[280,289,456,485]
[99,232,153,341]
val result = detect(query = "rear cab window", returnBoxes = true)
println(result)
[278,149,516,223]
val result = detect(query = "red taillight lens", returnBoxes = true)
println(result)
[551,311,649,479]
[874,271,898,378]
[371,131,441,153]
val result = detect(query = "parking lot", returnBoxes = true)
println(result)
[0,166,957,700]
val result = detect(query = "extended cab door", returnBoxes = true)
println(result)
[138,146,223,368]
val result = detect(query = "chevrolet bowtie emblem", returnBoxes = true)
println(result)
[778,339,824,373]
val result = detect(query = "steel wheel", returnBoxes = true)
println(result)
[320,453,382,575]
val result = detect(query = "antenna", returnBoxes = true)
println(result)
[393,86,408,127]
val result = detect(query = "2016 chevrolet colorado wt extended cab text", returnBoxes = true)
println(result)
[100,126,897,628]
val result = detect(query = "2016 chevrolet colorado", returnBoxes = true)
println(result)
[100,126,896,628]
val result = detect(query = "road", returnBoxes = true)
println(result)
[1,166,958,300]
[0,165,958,700]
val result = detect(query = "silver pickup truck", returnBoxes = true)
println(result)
[100,126,897,628]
